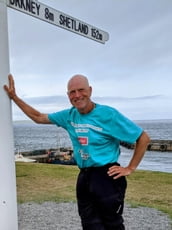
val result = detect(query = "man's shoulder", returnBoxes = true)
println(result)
[96,103,118,112]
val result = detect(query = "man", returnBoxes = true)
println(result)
[4,74,150,230]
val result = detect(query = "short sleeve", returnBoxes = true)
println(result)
[110,110,143,144]
[48,109,70,129]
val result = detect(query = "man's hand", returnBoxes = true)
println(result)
[4,74,17,99]
[108,132,150,180]
[108,165,133,179]
[3,74,50,124]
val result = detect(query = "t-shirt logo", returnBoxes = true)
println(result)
[78,137,88,145]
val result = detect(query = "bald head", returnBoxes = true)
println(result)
[67,74,90,91]
[67,74,93,113]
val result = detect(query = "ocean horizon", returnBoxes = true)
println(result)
[13,119,172,173]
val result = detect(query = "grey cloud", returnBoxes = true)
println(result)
[8,0,172,121]
[24,94,165,105]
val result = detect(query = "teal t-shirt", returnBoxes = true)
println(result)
[48,104,143,168]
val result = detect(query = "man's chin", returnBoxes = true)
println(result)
[74,103,84,109]
[76,106,84,111]
[75,106,86,113]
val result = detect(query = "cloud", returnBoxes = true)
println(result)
[12,94,171,121]
[21,94,165,105]
[7,0,172,121]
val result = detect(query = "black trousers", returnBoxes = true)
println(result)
[76,163,127,230]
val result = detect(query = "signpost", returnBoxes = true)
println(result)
[0,1,18,229]
[7,0,109,44]
[0,0,109,229]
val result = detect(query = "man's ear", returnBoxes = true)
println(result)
[89,86,92,96]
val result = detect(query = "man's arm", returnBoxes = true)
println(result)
[4,74,51,124]
[108,131,150,179]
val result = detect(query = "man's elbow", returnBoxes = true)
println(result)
[138,131,150,145]
[32,114,51,124]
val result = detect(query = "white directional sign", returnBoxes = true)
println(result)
[7,0,109,44]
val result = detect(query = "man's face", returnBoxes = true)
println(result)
[67,77,92,114]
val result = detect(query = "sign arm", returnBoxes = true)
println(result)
[7,0,109,44]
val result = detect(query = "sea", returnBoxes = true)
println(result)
[13,119,172,173]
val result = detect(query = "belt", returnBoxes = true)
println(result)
[80,162,120,172]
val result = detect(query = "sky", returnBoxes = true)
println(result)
[7,0,172,121]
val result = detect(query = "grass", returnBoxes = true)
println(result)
[16,163,79,203]
[125,170,172,219]
[16,162,172,220]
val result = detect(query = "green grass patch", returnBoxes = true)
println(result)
[16,163,172,220]
[125,170,172,219]
[16,163,79,203]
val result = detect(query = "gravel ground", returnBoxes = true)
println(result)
[18,202,171,230]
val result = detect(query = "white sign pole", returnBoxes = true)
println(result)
[0,0,18,229]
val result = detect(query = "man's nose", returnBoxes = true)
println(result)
[74,90,81,97]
